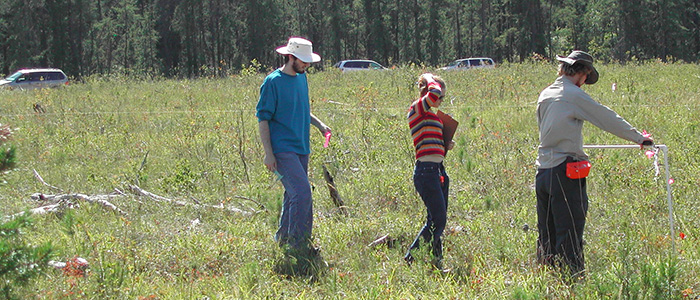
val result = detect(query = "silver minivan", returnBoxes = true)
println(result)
[440,58,495,70]
[0,68,69,90]
[333,60,388,72]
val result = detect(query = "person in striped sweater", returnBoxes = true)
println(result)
[404,73,455,269]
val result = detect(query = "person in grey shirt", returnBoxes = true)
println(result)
[535,51,653,279]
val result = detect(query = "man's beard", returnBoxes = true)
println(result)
[292,61,307,74]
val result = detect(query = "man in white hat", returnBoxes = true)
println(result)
[256,37,331,255]
[535,50,652,279]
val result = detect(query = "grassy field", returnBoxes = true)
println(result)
[0,62,698,299]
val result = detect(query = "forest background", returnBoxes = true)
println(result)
[1,0,700,77]
[1,0,700,299]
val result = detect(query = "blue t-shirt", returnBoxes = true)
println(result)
[256,69,311,155]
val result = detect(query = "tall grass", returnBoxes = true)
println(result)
[0,62,698,299]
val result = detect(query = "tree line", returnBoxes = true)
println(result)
[1,0,698,78]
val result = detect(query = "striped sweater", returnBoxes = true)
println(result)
[407,81,444,160]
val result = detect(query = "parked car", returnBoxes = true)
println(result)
[334,60,388,72]
[0,68,69,90]
[439,57,495,70]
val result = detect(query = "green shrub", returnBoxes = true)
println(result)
[0,215,53,299]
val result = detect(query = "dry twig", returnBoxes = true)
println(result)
[368,234,391,247]
[33,169,63,192]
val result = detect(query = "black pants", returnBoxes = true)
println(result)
[536,160,588,276]
[408,161,449,259]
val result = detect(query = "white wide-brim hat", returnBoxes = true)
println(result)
[276,37,321,63]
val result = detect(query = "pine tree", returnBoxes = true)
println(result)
[0,216,53,299]
[0,124,52,300]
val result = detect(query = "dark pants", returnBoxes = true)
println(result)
[536,160,588,276]
[408,161,449,259]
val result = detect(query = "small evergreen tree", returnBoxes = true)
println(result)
[0,123,53,299]
[0,216,53,299]
[0,124,15,171]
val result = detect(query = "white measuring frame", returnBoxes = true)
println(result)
[583,144,675,252]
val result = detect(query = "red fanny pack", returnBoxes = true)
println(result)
[566,161,591,179]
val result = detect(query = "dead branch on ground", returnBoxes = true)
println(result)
[368,234,391,247]
[2,170,128,220]
[32,193,128,216]
[4,203,65,221]
[234,195,266,210]
[128,184,255,215]
[322,165,347,216]
[4,192,127,221]
[4,169,258,220]
[367,234,398,248]
[33,169,63,193]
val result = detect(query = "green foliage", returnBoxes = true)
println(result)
[0,146,16,172]
[1,0,699,78]
[0,123,16,173]
[0,215,53,299]
[162,159,199,194]
[240,59,263,77]
[640,258,680,300]
[94,257,128,298]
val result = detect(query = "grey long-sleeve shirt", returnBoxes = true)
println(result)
[536,76,646,169]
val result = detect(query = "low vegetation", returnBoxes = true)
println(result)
[0,62,698,299]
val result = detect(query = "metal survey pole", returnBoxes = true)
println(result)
[583,144,675,253]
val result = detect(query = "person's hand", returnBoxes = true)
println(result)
[418,73,435,95]
[446,140,456,150]
[319,124,331,136]
[421,73,435,83]
[640,130,654,149]
[264,153,277,172]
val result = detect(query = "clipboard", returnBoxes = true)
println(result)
[437,110,459,155]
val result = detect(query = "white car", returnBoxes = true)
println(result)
[440,58,495,70]
[0,68,69,90]
[334,60,388,72]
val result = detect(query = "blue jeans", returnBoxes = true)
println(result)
[408,161,449,259]
[274,152,313,249]
[536,159,588,276]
